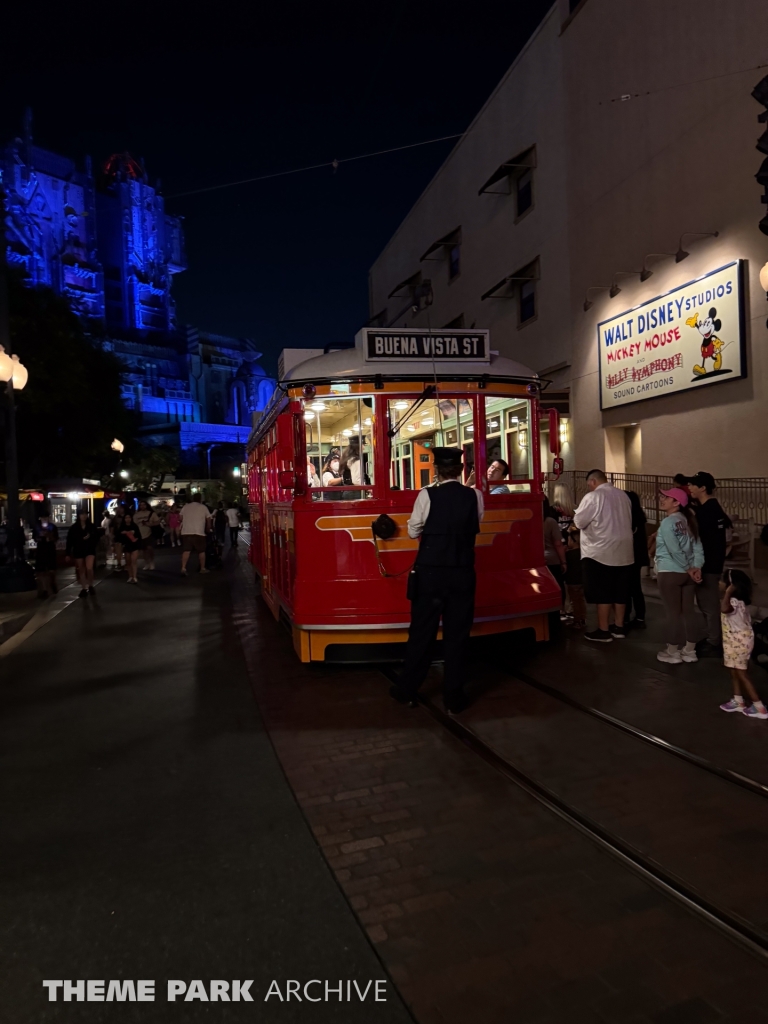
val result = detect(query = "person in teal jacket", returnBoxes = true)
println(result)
[655,487,704,664]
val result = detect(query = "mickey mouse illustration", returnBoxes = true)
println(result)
[685,307,724,376]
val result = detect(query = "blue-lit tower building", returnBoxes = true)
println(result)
[95,152,186,335]
[2,131,105,320]
[1,120,275,475]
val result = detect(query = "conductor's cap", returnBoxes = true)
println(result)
[432,446,463,467]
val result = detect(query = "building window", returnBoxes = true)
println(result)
[480,257,538,320]
[519,279,536,324]
[478,147,536,217]
[516,168,533,218]
[448,244,461,280]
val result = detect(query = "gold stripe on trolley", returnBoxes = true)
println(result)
[315,507,533,547]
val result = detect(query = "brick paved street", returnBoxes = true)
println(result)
[3,552,768,1023]
[231,566,768,1024]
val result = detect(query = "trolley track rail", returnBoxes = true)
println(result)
[506,667,768,800]
[378,665,768,964]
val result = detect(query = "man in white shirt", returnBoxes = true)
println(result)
[225,503,241,550]
[573,469,633,643]
[179,493,212,575]
[393,447,484,715]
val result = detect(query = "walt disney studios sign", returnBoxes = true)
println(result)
[597,261,746,411]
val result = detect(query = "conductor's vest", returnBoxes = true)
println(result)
[415,484,480,569]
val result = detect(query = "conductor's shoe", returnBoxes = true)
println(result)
[444,694,470,715]
[389,685,418,708]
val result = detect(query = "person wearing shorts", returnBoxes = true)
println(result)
[179,494,212,575]
[573,469,634,643]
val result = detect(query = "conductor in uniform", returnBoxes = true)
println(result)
[391,447,484,714]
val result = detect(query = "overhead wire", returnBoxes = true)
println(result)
[166,133,465,199]
[165,61,768,200]
[602,60,768,104]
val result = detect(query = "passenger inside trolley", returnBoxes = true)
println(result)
[321,452,342,487]
[301,388,534,501]
[303,396,375,498]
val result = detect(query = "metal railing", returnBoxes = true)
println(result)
[551,471,768,528]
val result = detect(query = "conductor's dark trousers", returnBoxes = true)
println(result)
[399,565,475,704]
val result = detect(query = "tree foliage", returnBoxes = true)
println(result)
[104,445,178,493]
[6,272,137,486]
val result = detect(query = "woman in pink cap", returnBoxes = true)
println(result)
[655,487,704,664]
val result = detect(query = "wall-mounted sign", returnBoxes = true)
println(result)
[358,328,490,363]
[598,261,745,410]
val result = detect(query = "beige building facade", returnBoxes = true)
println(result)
[368,0,768,478]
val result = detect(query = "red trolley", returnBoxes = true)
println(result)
[246,329,561,662]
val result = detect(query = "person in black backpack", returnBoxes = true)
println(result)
[688,471,732,656]
[391,447,484,714]
[626,490,650,629]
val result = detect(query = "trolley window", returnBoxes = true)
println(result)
[481,395,533,493]
[388,396,476,490]
[303,395,375,499]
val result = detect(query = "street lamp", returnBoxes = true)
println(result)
[0,343,33,589]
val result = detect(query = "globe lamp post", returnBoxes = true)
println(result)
[0,343,34,590]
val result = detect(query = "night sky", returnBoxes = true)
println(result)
[1,2,551,376]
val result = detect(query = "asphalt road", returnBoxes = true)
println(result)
[0,547,412,1024]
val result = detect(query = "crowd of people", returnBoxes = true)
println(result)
[548,470,765,720]
[32,495,246,599]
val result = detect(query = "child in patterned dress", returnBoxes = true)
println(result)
[719,569,767,719]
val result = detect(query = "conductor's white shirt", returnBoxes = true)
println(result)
[407,481,485,540]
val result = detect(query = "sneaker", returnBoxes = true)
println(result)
[681,648,698,663]
[584,629,613,643]
[88,586,96,596]
[720,698,745,712]
[629,619,647,630]
[199,568,210,574]
[743,703,768,720]
[610,624,627,639]
[657,648,683,664]
[78,589,88,599]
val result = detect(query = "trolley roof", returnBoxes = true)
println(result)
[281,330,539,386]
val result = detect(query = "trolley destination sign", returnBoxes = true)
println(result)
[359,328,490,363]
